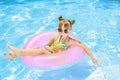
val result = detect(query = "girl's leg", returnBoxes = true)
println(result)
[4,44,48,60]
[7,44,47,56]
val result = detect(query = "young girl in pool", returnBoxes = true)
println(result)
[4,16,99,65]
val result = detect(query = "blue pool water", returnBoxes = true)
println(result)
[0,0,120,80]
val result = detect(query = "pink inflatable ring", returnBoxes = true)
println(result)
[22,31,85,68]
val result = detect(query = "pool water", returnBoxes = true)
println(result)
[0,0,120,80]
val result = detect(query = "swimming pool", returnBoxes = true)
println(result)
[0,0,120,80]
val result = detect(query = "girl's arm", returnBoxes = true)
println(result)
[71,39,100,65]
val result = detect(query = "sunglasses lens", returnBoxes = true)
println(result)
[64,29,68,33]
[58,29,62,32]
[58,29,69,33]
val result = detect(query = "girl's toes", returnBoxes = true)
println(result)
[4,53,15,61]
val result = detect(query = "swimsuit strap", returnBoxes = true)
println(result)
[63,35,68,44]
[54,34,68,44]
[55,34,63,43]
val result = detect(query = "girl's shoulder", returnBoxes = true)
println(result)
[68,36,76,42]
[68,36,81,44]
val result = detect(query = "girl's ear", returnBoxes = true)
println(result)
[59,16,64,21]
[70,20,75,25]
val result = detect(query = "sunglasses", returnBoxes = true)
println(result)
[58,28,69,33]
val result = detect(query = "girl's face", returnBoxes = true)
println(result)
[58,20,71,38]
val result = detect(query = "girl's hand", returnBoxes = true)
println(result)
[52,47,59,53]
[52,48,62,53]
[91,58,100,65]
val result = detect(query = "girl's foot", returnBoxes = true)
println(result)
[92,58,100,66]
[4,53,16,61]
[7,44,20,56]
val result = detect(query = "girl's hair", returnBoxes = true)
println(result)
[58,16,75,29]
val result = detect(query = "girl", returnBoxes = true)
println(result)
[4,16,99,65]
